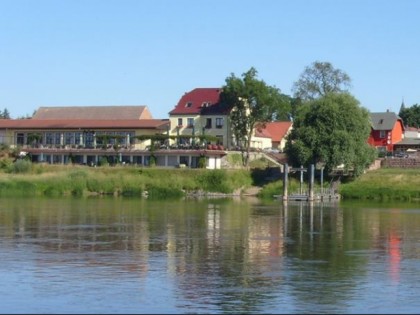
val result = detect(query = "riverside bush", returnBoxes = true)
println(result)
[146,185,184,200]
[9,159,32,173]
[196,170,231,193]
[0,158,12,171]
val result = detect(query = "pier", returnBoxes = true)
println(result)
[276,163,340,202]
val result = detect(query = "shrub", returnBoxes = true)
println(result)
[146,185,184,200]
[198,155,206,168]
[196,170,232,193]
[0,158,13,171]
[98,157,109,167]
[226,153,242,167]
[10,159,32,173]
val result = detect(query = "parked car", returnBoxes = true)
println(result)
[263,147,280,153]
[394,152,409,158]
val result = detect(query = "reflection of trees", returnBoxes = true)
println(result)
[284,202,367,312]
[2,198,420,312]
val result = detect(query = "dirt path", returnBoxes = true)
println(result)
[242,186,262,196]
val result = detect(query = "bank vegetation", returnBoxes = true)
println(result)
[0,150,417,201]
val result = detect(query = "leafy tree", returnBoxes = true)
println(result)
[0,108,11,119]
[398,103,420,127]
[272,93,293,121]
[292,61,352,101]
[2,108,10,119]
[221,67,290,166]
[284,93,376,177]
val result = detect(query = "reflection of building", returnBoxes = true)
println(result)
[388,230,401,283]
[247,215,285,258]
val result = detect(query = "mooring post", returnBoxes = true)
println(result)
[300,165,304,194]
[308,164,314,201]
[320,167,324,195]
[283,163,288,201]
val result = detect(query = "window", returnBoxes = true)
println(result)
[16,133,24,145]
[185,102,192,108]
[216,135,223,145]
[205,118,212,129]
[74,132,82,145]
[216,118,224,128]
[65,132,74,145]
[45,132,54,145]
[187,118,194,128]
[178,118,183,126]
[380,130,386,138]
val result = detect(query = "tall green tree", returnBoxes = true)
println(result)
[398,103,420,127]
[284,93,376,177]
[292,61,352,101]
[221,67,290,166]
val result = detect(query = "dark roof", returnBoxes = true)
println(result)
[0,119,169,130]
[169,88,230,115]
[370,112,403,131]
[394,138,420,146]
[33,106,152,120]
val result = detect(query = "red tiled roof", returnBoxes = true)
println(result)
[255,121,293,141]
[169,88,230,115]
[33,106,152,120]
[0,119,169,130]
[254,126,272,138]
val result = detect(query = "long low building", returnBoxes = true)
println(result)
[0,105,227,169]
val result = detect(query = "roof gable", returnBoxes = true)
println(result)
[255,121,293,141]
[33,106,152,120]
[370,112,403,131]
[169,88,229,115]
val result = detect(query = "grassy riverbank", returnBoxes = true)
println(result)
[338,168,420,201]
[255,167,420,202]
[0,162,255,199]
[1,159,418,201]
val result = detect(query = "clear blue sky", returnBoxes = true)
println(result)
[1,0,419,119]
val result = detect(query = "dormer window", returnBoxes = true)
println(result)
[186,102,192,108]
[379,119,384,124]
[201,102,211,107]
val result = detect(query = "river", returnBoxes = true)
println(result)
[0,196,419,314]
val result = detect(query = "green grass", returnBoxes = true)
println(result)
[339,168,420,201]
[2,159,419,201]
[0,164,256,198]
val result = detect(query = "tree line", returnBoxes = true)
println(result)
[6,60,416,177]
[220,61,376,176]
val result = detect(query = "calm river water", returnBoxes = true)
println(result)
[1,196,420,314]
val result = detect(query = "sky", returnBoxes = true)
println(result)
[1,0,419,119]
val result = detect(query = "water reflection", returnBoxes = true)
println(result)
[1,197,420,313]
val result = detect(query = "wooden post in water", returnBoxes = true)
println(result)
[299,165,304,194]
[283,163,288,201]
[308,164,315,201]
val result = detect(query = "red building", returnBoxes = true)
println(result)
[368,111,405,153]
